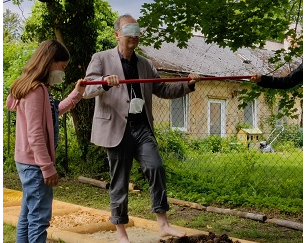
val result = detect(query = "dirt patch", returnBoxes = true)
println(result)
[167,204,203,221]
[159,233,241,243]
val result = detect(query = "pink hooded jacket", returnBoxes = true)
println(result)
[7,84,83,179]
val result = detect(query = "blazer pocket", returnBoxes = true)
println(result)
[95,110,111,120]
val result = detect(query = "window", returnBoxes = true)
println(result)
[243,100,257,127]
[208,99,226,137]
[171,95,189,131]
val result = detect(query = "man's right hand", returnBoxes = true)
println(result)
[105,75,120,87]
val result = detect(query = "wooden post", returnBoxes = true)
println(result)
[78,176,110,189]
[266,218,303,231]
[168,198,206,210]
[206,206,267,222]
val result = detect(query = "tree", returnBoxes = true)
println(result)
[13,0,118,172]
[138,0,303,120]
[3,9,24,41]
[3,36,38,166]
[138,0,302,51]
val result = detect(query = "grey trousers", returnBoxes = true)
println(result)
[106,122,169,225]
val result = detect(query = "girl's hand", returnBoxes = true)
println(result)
[44,173,59,187]
[75,79,86,94]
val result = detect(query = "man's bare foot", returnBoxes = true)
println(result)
[159,224,186,238]
[156,212,186,238]
[116,224,131,243]
[118,237,130,243]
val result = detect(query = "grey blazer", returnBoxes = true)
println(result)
[83,46,194,148]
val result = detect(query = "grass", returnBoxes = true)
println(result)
[3,172,303,243]
[3,224,16,243]
[163,149,303,215]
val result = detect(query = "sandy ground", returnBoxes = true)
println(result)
[50,210,107,228]
[50,209,168,243]
[88,227,167,243]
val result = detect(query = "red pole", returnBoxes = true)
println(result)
[81,75,252,85]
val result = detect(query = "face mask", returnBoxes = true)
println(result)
[121,23,140,37]
[129,86,145,114]
[129,98,145,114]
[48,70,65,86]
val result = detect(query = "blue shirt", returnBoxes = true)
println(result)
[49,92,60,149]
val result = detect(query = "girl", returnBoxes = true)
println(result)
[7,39,86,243]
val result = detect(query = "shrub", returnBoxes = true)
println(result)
[235,121,251,132]
[280,124,302,147]
[155,127,188,160]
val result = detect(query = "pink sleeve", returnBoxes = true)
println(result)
[25,87,57,178]
[58,89,83,116]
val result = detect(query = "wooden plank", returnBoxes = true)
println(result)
[168,197,207,210]
[266,218,303,231]
[78,176,110,189]
[206,206,267,222]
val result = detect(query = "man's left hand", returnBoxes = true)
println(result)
[188,73,201,85]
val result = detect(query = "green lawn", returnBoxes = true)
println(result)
[162,149,302,217]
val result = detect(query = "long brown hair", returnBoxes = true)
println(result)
[10,39,70,99]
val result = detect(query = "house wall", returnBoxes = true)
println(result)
[152,76,301,139]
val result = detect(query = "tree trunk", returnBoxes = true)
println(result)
[70,99,95,162]
[38,0,110,174]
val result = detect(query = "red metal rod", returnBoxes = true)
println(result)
[81,75,252,85]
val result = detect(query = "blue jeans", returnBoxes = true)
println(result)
[15,162,53,243]
[106,122,169,225]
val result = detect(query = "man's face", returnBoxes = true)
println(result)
[116,17,140,51]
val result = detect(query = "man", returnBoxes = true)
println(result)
[83,14,199,243]
[251,63,302,89]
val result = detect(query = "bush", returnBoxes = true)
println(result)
[188,135,247,153]
[235,121,251,132]
[273,124,303,148]
[155,127,188,160]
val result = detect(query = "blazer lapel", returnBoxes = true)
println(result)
[111,46,125,79]
[111,46,129,94]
